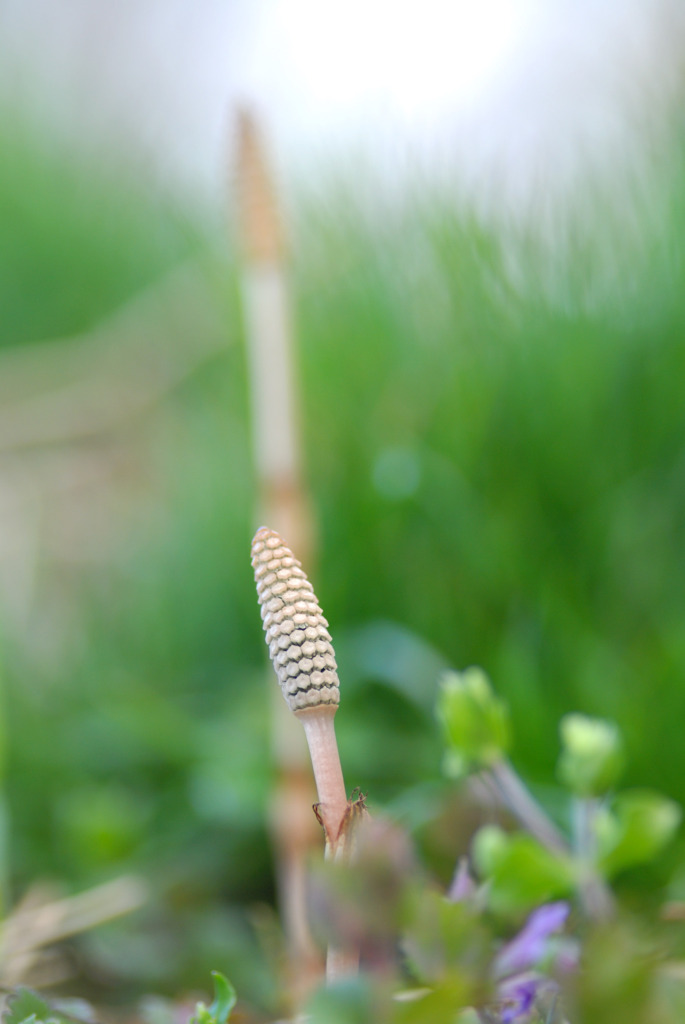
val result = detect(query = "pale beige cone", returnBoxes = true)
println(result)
[251,526,340,712]
[251,527,345,846]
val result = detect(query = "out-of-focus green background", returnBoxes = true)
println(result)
[2,91,685,1010]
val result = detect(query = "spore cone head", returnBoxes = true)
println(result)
[251,527,340,713]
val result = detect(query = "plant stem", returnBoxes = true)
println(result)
[487,759,569,854]
[296,708,348,851]
[572,796,615,920]
[296,707,360,983]
[251,527,360,982]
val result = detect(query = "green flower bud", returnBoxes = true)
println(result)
[437,667,510,777]
[557,714,624,797]
[471,824,510,875]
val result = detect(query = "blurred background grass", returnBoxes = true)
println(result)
[1,97,685,1009]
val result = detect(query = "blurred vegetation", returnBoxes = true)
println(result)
[1,107,685,1011]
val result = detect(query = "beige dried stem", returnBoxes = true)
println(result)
[234,108,322,1002]
[0,875,147,989]
[251,526,366,981]
[235,108,311,548]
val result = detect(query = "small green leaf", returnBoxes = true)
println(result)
[437,668,510,776]
[4,990,54,1024]
[2,990,95,1024]
[402,888,489,986]
[208,972,237,1024]
[557,714,624,797]
[472,827,574,915]
[596,789,682,877]
[392,981,477,1024]
[189,973,236,1024]
[306,976,375,1024]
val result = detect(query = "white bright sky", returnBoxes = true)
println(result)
[1,0,683,212]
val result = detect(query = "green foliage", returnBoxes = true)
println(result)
[564,918,665,1024]
[443,668,681,912]
[3,106,685,1012]
[3,989,95,1024]
[4,989,60,1024]
[402,888,490,988]
[304,892,493,1024]
[472,826,575,915]
[596,790,682,878]
[189,973,237,1024]
[296,670,685,1022]
[305,977,379,1024]
[0,122,195,348]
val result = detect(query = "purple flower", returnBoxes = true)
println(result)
[490,902,576,1022]
[494,901,570,978]
[499,975,538,1023]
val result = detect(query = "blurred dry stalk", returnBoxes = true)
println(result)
[234,108,312,557]
[234,108,322,1006]
[0,261,226,645]
[0,263,222,451]
[0,875,147,990]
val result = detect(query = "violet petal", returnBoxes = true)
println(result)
[495,901,570,977]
